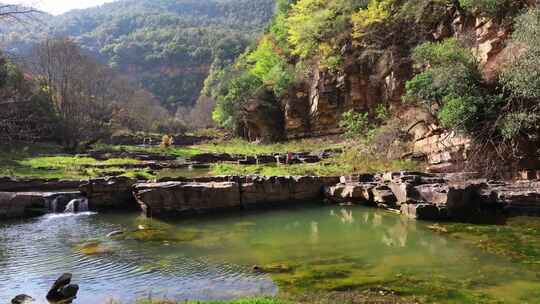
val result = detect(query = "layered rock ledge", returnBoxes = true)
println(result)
[133,176,339,217]
[326,172,540,221]
[2,172,540,221]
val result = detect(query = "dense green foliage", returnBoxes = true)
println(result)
[1,0,274,109]
[209,0,372,130]
[339,111,370,139]
[208,0,297,130]
[501,9,540,100]
[498,8,540,140]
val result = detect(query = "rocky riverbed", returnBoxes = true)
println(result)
[2,171,540,222]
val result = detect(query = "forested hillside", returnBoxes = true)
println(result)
[0,0,275,110]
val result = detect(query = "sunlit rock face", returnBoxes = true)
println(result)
[241,3,540,174]
[281,47,411,140]
[134,181,242,217]
[133,176,340,218]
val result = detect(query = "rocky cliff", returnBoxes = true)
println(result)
[241,1,536,174]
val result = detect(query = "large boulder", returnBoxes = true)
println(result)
[134,176,339,217]
[0,192,40,219]
[241,176,291,208]
[487,181,540,215]
[241,176,334,208]
[134,181,242,217]
[372,185,397,206]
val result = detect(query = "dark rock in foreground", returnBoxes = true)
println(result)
[46,273,79,304]
[11,294,34,304]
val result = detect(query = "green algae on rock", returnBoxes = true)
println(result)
[77,240,113,255]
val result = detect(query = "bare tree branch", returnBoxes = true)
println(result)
[0,4,42,24]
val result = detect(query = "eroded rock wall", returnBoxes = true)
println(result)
[242,2,536,173]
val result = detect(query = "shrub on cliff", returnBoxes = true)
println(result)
[501,8,540,100]
[287,0,366,70]
[339,110,371,139]
[405,38,489,133]
[212,72,263,130]
[351,0,394,40]
[498,8,540,140]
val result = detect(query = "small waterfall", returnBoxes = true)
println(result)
[46,197,59,213]
[64,198,89,213]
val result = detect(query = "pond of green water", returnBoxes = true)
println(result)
[0,205,539,303]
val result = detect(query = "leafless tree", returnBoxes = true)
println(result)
[177,96,216,130]
[0,54,54,142]
[32,37,115,151]
[31,37,174,150]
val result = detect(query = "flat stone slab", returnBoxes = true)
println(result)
[134,176,340,217]
[0,177,80,192]
[134,181,241,217]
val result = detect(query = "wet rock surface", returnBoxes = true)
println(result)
[3,171,540,222]
[46,273,79,303]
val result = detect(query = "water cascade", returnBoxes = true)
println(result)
[64,198,89,213]
[46,197,59,213]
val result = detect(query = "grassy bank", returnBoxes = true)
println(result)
[93,144,201,158]
[196,138,343,156]
[0,143,154,180]
[0,138,421,180]
[212,152,420,176]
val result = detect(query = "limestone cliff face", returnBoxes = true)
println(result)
[240,2,534,172]
[281,7,515,141]
[282,46,411,140]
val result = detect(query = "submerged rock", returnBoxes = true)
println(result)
[11,294,34,304]
[125,226,201,243]
[77,241,113,255]
[252,264,294,274]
